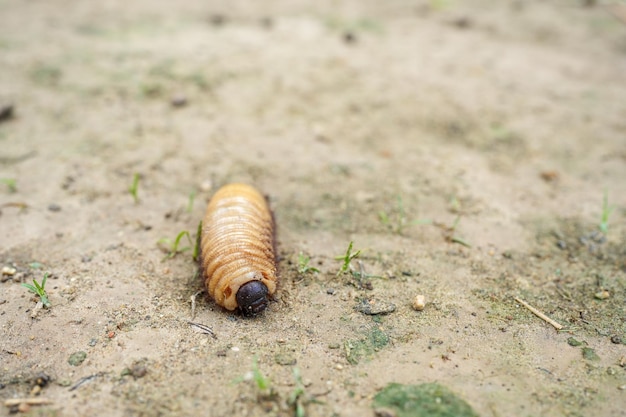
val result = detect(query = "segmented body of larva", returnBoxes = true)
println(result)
[200,183,277,316]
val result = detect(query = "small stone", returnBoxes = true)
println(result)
[170,95,188,108]
[594,290,610,300]
[540,170,559,182]
[34,373,51,388]
[610,335,623,344]
[2,266,16,276]
[343,31,357,44]
[130,364,147,379]
[607,367,617,376]
[48,204,61,212]
[260,17,273,29]
[68,351,87,366]
[209,14,227,26]
[326,288,336,295]
[0,102,14,122]
[356,299,396,315]
[374,408,397,417]
[275,353,297,366]
[412,294,426,311]
[88,338,98,347]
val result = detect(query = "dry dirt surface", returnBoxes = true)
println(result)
[1,1,626,416]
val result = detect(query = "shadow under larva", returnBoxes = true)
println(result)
[200,183,277,316]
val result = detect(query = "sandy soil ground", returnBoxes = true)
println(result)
[1,1,625,416]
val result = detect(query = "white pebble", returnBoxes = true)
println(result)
[412,294,426,311]
[1,266,16,276]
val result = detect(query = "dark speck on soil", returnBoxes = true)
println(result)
[0,102,14,122]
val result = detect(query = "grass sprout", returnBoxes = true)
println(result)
[194,221,202,262]
[251,356,270,391]
[158,230,192,260]
[378,195,431,235]
[297,252,320,275]
[599,189,614,234]
[448,216,471,247]
[335,241,361,277]
[128,173,140,204]
[1,178,17,193]
[22,273,51,308]
[187,190,196,213]
[289,368,306,417]
[233,356,273,397]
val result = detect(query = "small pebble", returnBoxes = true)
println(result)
[260,17,273,29]
[48,204,61,212]
[209,14,227,26]
[274,353,297,366]
[343,31,357,44]
[170,95,188,108]
[2,266,16,276]
[130,363,148,379]
[0,102,14,122]
[326,288,336,295]
[594,290,610,300]
[374,407,397,417]
[610,335,622,344]
[412,294,426,311]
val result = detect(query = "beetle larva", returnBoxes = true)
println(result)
[200,183,277,316]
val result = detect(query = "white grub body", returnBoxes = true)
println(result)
[200,183,277,311]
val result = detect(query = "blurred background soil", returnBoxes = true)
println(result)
[1,1,625,416]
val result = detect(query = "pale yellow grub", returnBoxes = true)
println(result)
[201,183,277,311]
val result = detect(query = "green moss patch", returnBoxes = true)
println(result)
[373,383,480,417]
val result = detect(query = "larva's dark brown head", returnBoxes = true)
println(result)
[236,280,269,317]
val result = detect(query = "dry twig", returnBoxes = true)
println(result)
[514,297,563,330]
[4,398,52,407]
[188,321,216,338]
